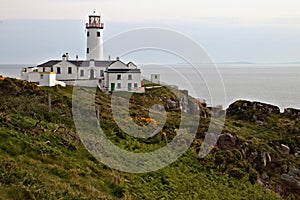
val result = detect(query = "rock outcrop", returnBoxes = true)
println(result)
[204,100,300,199]
[227,100,280,122]
[281,144,290,154]
[284,108,300,119]
[281,168,300,194]
[217,133,236,150]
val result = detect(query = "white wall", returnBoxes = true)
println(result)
[151,74,160,84]
[104,60,142,92]
[39,73,56,87]
[25,72,40,83]
[105,72,141,92]
[86,28,103,60]
[53,61,77,81]
[38,67,52,73]
[36,60,108,82]
[78,62,106,80]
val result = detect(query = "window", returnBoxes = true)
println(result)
[117,83,121,89]
[100,70,104,77]
[68,67,72,74]
[87,32,90,37]
[57,67,61,74]
[155,75,158,79]
[43,67,45,72]
[50,67,53,72]
[134,83,138,88]
[128,74,132,80]
[87,48,89,54]
[117,74,121,80]
[97,32,100,37]
[40,74,44,79]
[80,70,84,77]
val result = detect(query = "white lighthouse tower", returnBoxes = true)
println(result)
[86,11,104,60]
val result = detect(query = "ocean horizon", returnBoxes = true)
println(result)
[1,63,300,111]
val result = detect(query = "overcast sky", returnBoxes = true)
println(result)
[1,0,300,64]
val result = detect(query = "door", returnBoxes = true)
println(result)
[111,83,115,91]
[90,69,95,79]
[128,83,132,91]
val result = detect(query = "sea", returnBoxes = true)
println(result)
[1,64,300,111]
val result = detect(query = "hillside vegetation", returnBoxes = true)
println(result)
[0,78,299,199]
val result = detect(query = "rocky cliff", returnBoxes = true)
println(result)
[208,100,300,199]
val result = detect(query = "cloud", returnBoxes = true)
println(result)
[1,0,300,28]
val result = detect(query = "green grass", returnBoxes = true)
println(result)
[0,78,293,199]
[0,125,280,199]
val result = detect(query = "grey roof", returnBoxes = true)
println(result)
[37,60,116,68]
[77,60,116,67]
[37,60,61,68]
[105,68,141,73]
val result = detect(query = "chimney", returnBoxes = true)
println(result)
[116,56,119,61]
[76,55,79,61]
[66,53,69,61]
[62,54,67,61]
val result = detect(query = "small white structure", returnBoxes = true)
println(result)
[21,67,39,83]
[39,72,66,87]
[21,68,66,87]
[151,74,160,84]
[39,72,56,87]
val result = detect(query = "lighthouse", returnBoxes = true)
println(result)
[22,11,143,92]
[86,11,104,60]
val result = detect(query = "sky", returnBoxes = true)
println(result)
[0,0,300,64]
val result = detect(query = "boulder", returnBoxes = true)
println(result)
[284,108,300,119]
[261,172,269,180]
[294,151,300,158]
[289,168,300,177]
[217,133,236,150]
[281,165,288,174]
[281,144,290,154]
[255,120,264,126]
[261,152,271,167]
[166,99,179,110]
[227,100,280,121]
[248,151,258,163]
[151,104,165,112]
[280,168,300,194]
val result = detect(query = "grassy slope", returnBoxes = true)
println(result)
[0,78,281,199]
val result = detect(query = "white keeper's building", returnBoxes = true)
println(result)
[21,11,143,92]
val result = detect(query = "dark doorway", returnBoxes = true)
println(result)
[90,69,95,79]
[111,83,115,91]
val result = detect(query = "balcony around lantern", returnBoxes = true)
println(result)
[86,23,104,29]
